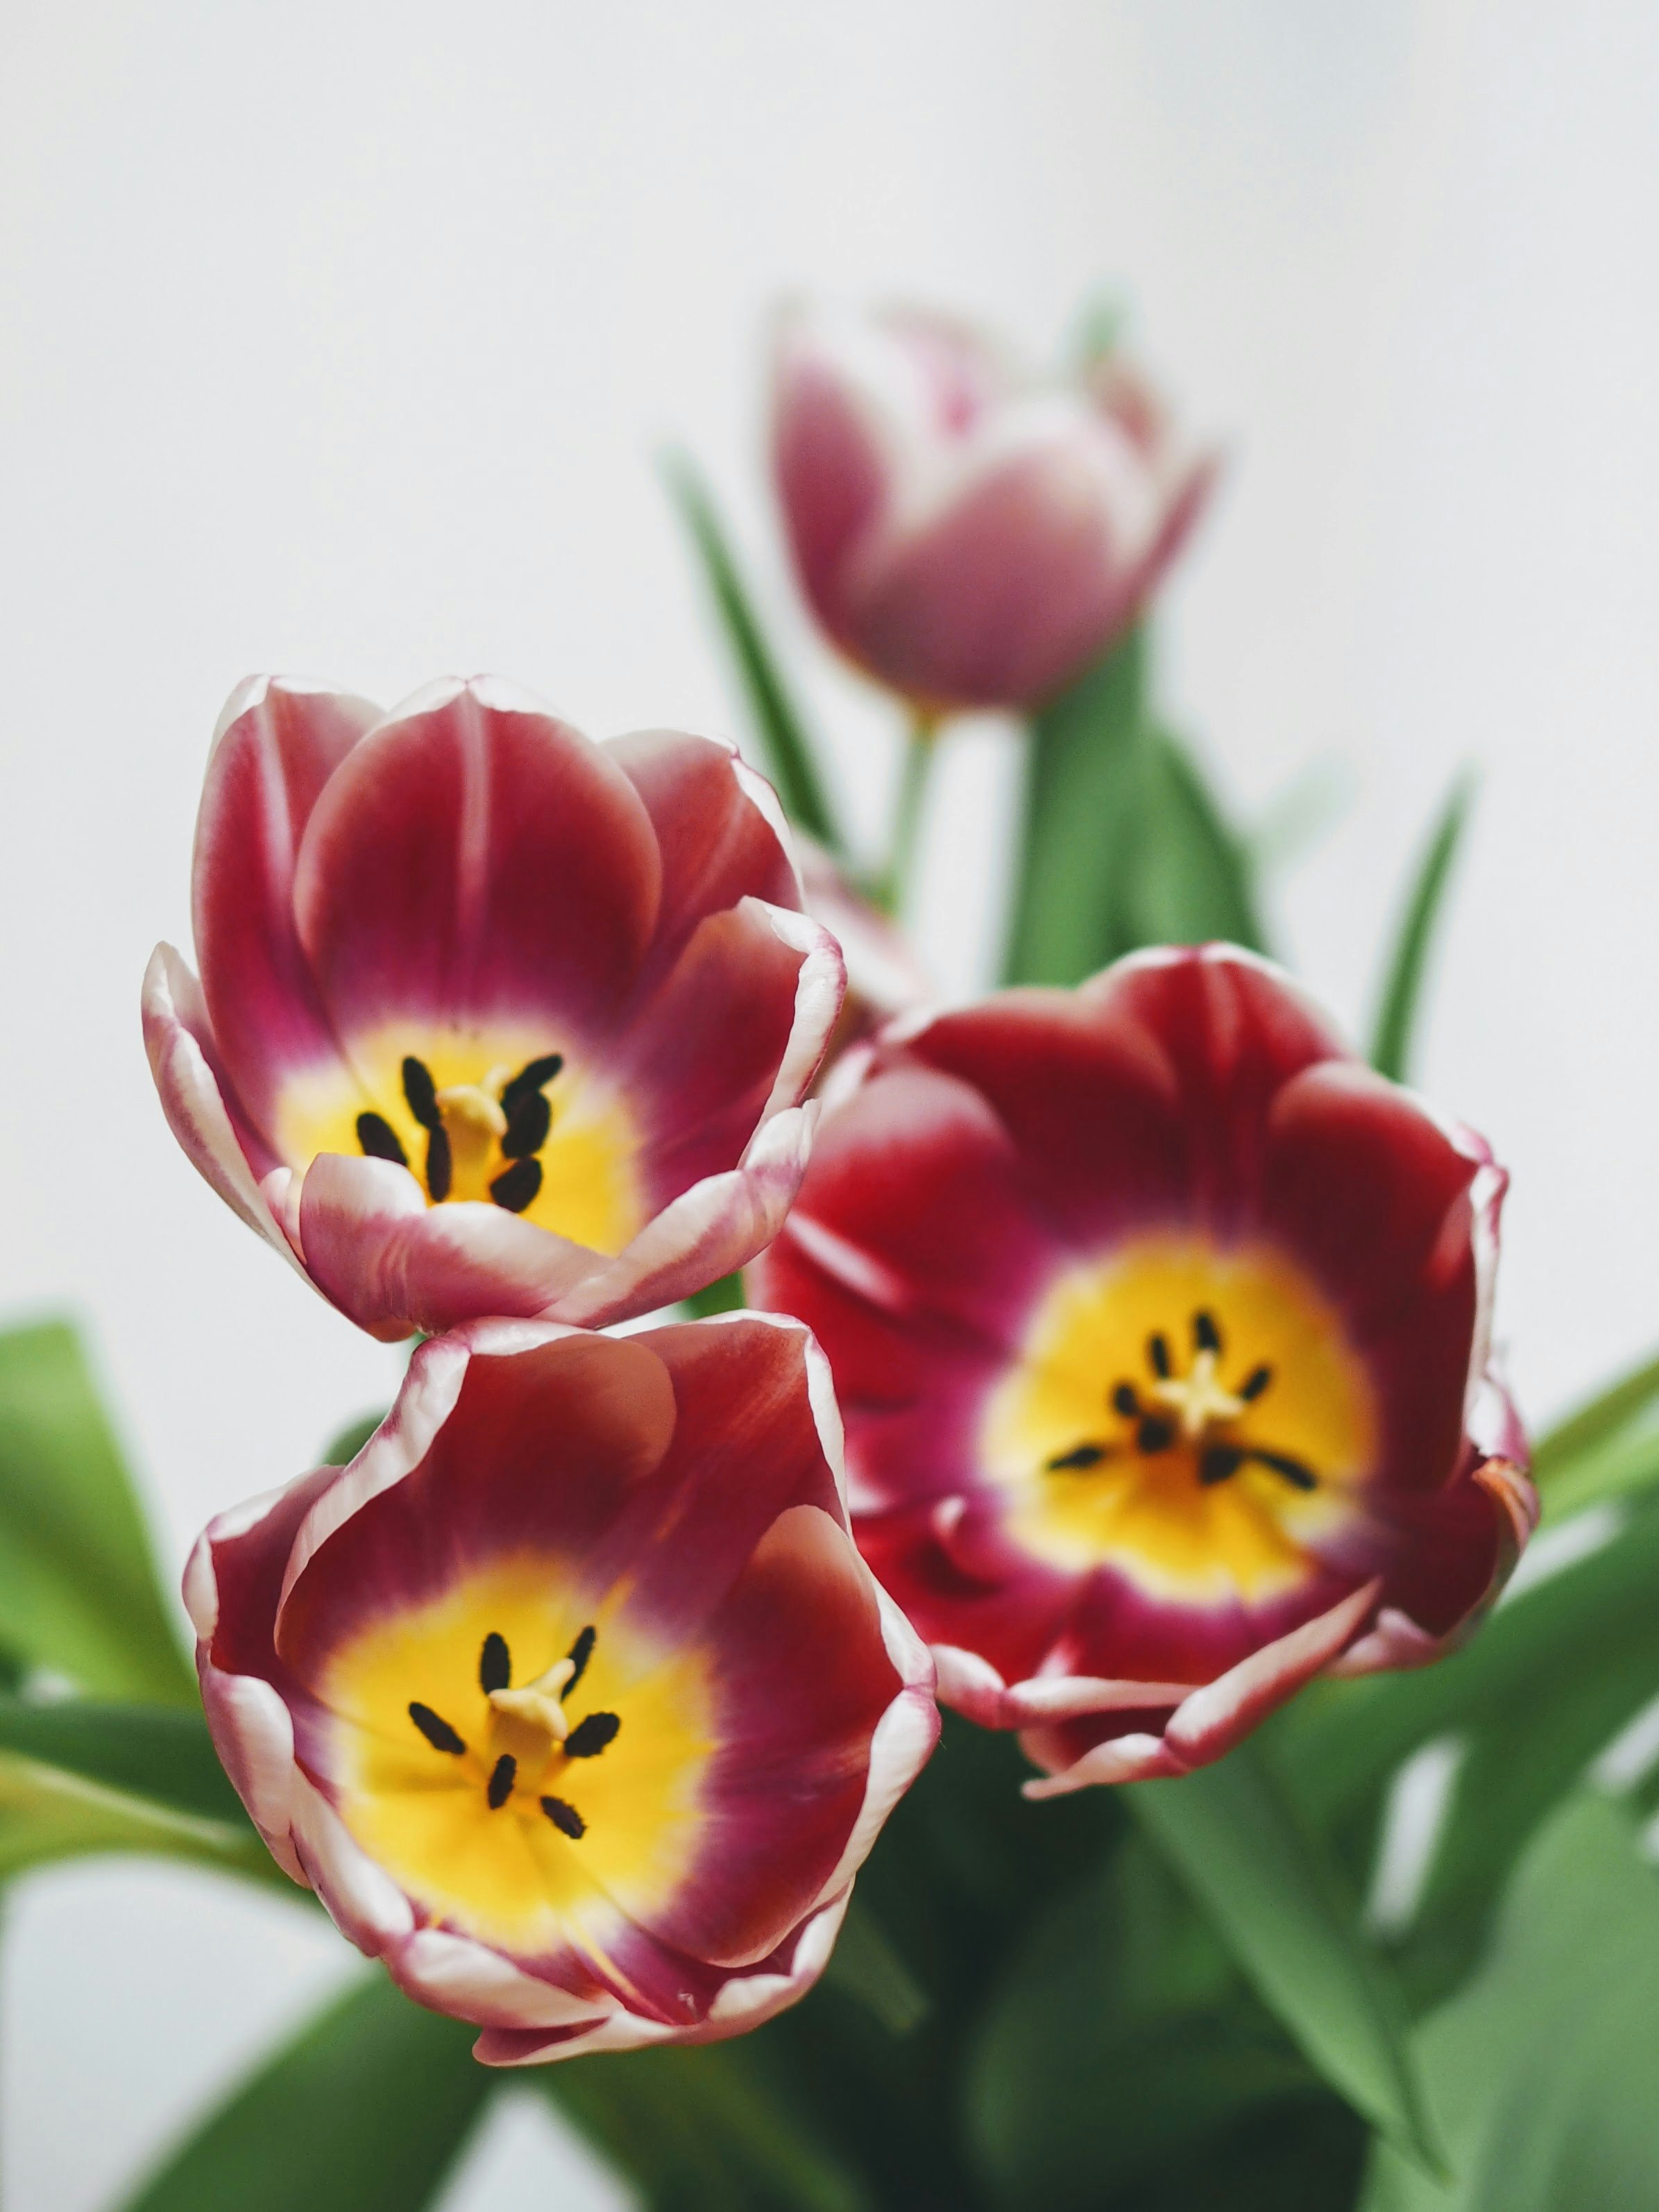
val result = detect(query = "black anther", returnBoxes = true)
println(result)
[479,1633,511,1694]
[1240,1365,1273,1402]
[425,1125,453,1202]
[1250,1448,1318,1493]
[563,1712,620,1760]
[1137,1415,1176,1455]
[1199,1443,1246,1486]
[409,1701,465,1755]
[501,1054,564,1112]
[489,1157,543,1214]
[1047,1442,1108,1472]
[565,1626,597,1696]
[1112,1382,1141,1418]
[541,1795,586,1839]
[356,1112,409,1167]
[1193,1310,1222,1355]
[402,1056,442,1131]
[486,1753,517,1809]
[501,1089,552,1160]
[1148,1333,1172,1379]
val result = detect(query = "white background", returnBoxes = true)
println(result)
[2,1,1656,2204]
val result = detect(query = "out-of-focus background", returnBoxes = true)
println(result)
[1,1,1655,2203]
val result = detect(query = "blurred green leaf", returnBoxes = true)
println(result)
[1249,755,1355,875]
[0,1748,266,1885]
[662,450,846,856]
[323,1408,386,1465]
[964,1835,1319,2209]
[684,1270,747,1318]
[0,1696,247,1830]
[1137,730,1268,951]
[1003,629,1150,985]
[117,1975,489,2212]
[1130,1745,1440,2168]
[542,2034,872,2212]
[0,1317,194,1703]
[1003,638,1266,986]
[1531,1344,1659,1490]
[1361,1796,1659,2212]
[820,1894,929,2036]
[1370,776,1473,1083]
[1533,1422,1659,1523]
[1279,1501,1659,1998]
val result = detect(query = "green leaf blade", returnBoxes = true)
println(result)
[1370,777,1474,1083]
[0,1318,194,1703]
[117,1976,489,2212]
[661,450,846,856]
[0,1696,247,1830]
[1130,1744,1440,2170]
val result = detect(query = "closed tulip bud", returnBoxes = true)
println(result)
[771,305,1216,715]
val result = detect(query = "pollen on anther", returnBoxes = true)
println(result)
[563,1712,620,1759]
[541,1794,586,1839]
[425,1125,453,1202]
[565,1626,597,1695]
[479,1632,511,1694]
[409,1702,466,1755]
[501,1089,552,1160]
[356,1112,408,1167]
[1137,1415,1176,1455]
[501,1053,565,1111]
[1199,1443,1245,1486]
[486,1753,517,1809]
[402,1057,441,1131]
[1148,1332,1172,1379]
[1240,1365,1273,1402]
[1112,1382,1141,1418]
[1193,1310,1222,1355]
[490,1157,543,1213]
[1048,1442,1107,1472]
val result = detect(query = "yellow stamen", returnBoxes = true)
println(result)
[434,1083,509,1198]
[1149,1347,1247,1438]
[488,1655,576,1745]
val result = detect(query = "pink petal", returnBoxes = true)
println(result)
[293,677,663,1048]
[142,945,303,1266]
[771,320,895,628]
[293,1153,604,1342]
[192,677,380,1145]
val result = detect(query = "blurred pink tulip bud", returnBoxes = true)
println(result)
[772,305,1216,713]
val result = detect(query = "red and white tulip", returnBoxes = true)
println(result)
[144,676,845,1341]
[187,1313,937,2061]
[772,305,1215,713]
[754,945,1535,1797]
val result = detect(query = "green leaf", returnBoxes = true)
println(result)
[1532,1421,1659,1523]
[0,1318,194,1702]
[1130,1744,1440,2168]
[683,1270,747,1318]
[1531,1343,1659,1490]
[323,1408,387,1465]
[819,1894,929,2036]
[1003,629,1150,986]
[117,1975,489,2212]
[964,1835,1324,2209]
[661,450,846,856]
[0,1749,267,1885]
[1369,776,1474,1083]
[1361,1796,1659,2212]
[0,1696,248,1829]
[541,2034,872,2212]
[1136,729,1268,951]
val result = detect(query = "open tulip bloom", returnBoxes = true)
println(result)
[187,1313,937,2061]
[144,675,845,1341]
[772,304,1216,713]
[755,945,1537,1796]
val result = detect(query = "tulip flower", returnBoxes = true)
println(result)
[144,676,845,1340]
[794,835,935,1079]
[754,945,1535,1797]
[186,1313,937,2061]
[771,305,1216,714]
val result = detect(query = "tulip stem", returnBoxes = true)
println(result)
[880,713,942,917]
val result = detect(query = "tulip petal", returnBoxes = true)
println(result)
[193,677,380,1143]
[293,677,663,1048]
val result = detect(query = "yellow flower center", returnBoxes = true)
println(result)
[319,1558,714,1961]
[980,1237,1377,1605]
[272,1025,646,1256]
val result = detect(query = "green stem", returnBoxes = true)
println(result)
[878,713,942,916]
